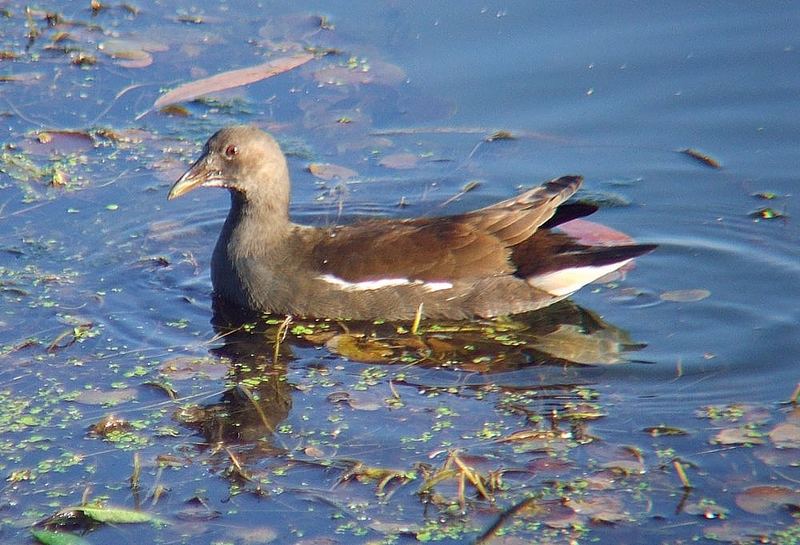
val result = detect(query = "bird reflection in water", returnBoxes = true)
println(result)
[176,298,647,467]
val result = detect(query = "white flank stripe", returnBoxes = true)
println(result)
[527,260,631,297]
[423,282,453,292]
[319,274,411,290]
[318,274,452,292]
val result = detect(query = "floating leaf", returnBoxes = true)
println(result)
[566,495,632,523]
[22,130,95,156]
[31,529,91,545]
[643,425,689,437]
[681,148,722,169]
[712,427,764,446]
[752,191,779,200]
[258,13,334,44]
[368,519,420,535]
[683,499,729,519]
[141,381,177,402]
[99,38,165,68]
[175,13,219,24]
[572,190,632,208]
[159,104,190,117]
[342,462,415,488]
[498,429,566,443]
[229,526,279,544]
[600,459,645,475]
[696,403,770,423]
[768,422,800,449]
[660,289,711,302]
[325,391,383,411]
[304,445,325,458]
[703,521,771,543]
[312,59,405,87]
[160,355,228,381]
[378,152,418,170]
[153,53,314,110]
[497,430,572,455]
[750,207,787,220]
[175,498,221,521]
[302,330,337,344]
[74,388,137,406]
[346,392,383,411]
[51,168,68,187]
[486,130,515,141]
[66,505,165,525]
[89,414,132,437]
[308,162,357,180]
[326,391,351,404]
[0,71,44,84]
[325,334,393,363]
[71,53,97,66]
[754,447,800,467]
[541,503,582,529]
[527,457,573,473]
[734,485,800,514]
[156,454,188,468]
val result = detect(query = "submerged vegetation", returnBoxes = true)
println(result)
[0,2,797,545]
[4,305,799,544]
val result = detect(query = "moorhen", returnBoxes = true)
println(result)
[168,126,655,320]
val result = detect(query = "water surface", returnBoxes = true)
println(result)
[1,2,799,544]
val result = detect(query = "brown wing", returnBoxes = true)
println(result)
[311,218,513,282]
[310,176,582,283]
[456,175,582,246]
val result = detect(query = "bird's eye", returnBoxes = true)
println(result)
[224,144,238,158]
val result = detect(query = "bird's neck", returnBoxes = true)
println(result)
[222,191,293,256]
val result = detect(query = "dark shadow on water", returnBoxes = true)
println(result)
[209,296,647,369]
[179,297,648,457]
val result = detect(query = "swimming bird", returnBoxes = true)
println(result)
[168,125,655,320]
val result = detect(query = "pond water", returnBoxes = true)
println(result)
[1,1,799,544]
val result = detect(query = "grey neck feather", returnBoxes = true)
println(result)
[221,186,292,258]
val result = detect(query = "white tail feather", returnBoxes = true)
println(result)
[527,259,631,296]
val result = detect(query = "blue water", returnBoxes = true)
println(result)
[1,1,799,543]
